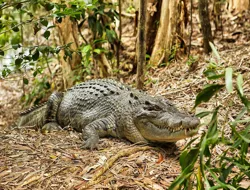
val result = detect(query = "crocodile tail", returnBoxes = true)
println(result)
[18,103,47,128]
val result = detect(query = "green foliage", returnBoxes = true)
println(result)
[170,44,250,189]
[0,0,119,104]
[21,76,52,105]
[186,55,198,66]
[194,84,224,108]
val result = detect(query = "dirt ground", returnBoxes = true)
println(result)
[1,8,250,190]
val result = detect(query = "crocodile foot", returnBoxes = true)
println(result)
[41,122,62,133]
[81,138,99,150]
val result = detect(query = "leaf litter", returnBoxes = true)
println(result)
[1,8,250,190]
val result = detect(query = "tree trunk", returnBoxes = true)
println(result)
[56,16,82,89]
[145,0,161,54]
[198,0,213,54]
[149,0,178,66]
[228,0,249,12]
[136,0,147,89]
[213,0,222,32]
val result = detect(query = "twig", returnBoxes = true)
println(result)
[75,146,152,189]
[32,167,69,186]
[0,0,30,10]
[45,57,52,77]
[0,19,33,35]
[78,24,88,44]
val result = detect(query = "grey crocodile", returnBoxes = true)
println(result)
[19,79,200,149]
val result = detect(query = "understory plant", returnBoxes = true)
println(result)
[169,43,250,190]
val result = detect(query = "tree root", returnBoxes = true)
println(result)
[74,146,152,189]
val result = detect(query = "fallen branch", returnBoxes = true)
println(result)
[75,146,152,189]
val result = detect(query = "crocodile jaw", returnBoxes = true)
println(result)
[136,121,199,142]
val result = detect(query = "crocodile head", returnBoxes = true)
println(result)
[132,94,200,142]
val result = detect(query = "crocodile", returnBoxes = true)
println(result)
[18,79,200,149]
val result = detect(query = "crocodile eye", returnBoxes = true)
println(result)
[144,104,162,111]
[152,105,162,111]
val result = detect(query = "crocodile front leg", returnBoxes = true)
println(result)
[122,116,148,144]
[81,115,117,149]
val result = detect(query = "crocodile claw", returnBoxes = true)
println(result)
[81,137,99,150]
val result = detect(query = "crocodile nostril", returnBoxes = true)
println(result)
[190,117,200,128]
[182,117,200,128]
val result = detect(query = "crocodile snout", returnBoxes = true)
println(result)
[182,116,200,128]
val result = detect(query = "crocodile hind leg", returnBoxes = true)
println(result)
[41,92,64,133]
[80,115,117,150]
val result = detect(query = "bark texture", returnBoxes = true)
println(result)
[136,0,147,89]
[228,0,249,12]
[198,0,213,54]
[56,17,82,89]
[145,0,161,54]
[149,0,178,66]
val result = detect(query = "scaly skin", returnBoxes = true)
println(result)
[19,79,200,149]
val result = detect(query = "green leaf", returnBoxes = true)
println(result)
[96,21,103,36]
[236,74,244,96]
[56,17,62,23]
[180,148,199,170]
[196,111,213,118]
[206,166,237,190]
[43,30,50,39]
[203,69,224,80]
[23,55,31,61]
[23,78,29,85]
[40,19,48,26]
[225,67,233,93]
[12,25,19,32]
[194,84,224,107]
[10,34,21,45]
[206,107,220,145]
[15,58,23,66]
[168,164,194,189]
[33,70,38,77]
[88,16,97,33]
[64,49,72,60]
[106,29,117,43]
[47,25,56,29]
[12,44,21,50]
[2,69,7,77]
[93,39,107,44]
[209,42,220,60]
[44,3,54,11]
[15,3,22,9]
[82,44,92,53]
[55,47,61,54]
[230,123,250,144]
[236,88,250,110]
[44,82,51,89]
[32,50,39,61]
[93,48,102,54]
[37,46,48,54]
[0,49,4,56]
